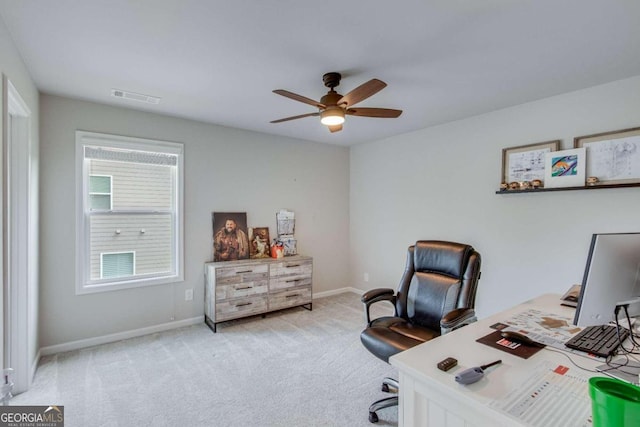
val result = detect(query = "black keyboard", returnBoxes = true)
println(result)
[565,325,630,358]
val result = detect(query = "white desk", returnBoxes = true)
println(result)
[390,294,603,427]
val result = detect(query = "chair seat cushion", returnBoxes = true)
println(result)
[360,317,440,363]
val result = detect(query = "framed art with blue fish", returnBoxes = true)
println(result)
[544,147,586,188]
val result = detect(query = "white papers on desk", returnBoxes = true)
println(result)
[503,309,581,345]
[502,309,606,360]
[489,360,592,427]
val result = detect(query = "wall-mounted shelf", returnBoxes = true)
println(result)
[495,182,640,194]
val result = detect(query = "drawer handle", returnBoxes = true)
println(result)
[235,286,253,290]
[237,270,253,273]
[285,264,300,268]
[235,302,252,307]
[285,294,300,298]
[286,279,300,283]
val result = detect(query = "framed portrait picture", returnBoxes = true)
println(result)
[501,140,560,184]
[212,212,249,261]
[544,147,586,188]
[249,227,271,259]
[574,126,640,185]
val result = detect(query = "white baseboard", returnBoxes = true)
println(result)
[313,287,363,298]
[39,316,204,356]
[31,349,41,384]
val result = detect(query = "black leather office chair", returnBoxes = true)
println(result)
[360,240,482,423]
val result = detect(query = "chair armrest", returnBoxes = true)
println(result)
[440,308,477,335]
[361,288,396,325]
[361,288,395,303]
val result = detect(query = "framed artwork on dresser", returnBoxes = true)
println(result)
[249,227,271,259]
[212,212,249,261]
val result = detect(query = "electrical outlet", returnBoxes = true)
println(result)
[364,273,369,282]
[185,288,193,301]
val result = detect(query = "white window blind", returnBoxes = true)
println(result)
[101,252,135,278]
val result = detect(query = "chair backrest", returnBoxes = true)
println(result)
[395,240,481,331]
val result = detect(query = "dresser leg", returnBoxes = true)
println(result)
[204,316,217,333]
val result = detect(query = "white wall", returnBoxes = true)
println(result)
[0,16,40,386]
[39,94,350,348]
[350,75,640,318]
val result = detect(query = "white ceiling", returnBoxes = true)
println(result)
[1,1,639,146]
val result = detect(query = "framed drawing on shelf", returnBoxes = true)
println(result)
[574,126,640,185]
[212,212,249,261]
[501,140,560,185]
[249,227,271,259]
[544,147,586,188]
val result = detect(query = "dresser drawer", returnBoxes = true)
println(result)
[216,264,268,285]
[269,259,312,278]
[215,295,268,322]
[215,280,268,301]
[270,275,312,292]
[269,287,312,311]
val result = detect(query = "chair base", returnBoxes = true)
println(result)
[368,396,398,423]
[369,377,399,423]
[381,377,398,392]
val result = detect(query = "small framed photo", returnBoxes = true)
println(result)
[501,140,560,185]
[279,235,297,256]
[544,147,586,188]
[249,227,271,259]
[574,126,640,185]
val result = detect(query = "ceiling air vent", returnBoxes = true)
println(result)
[110,89,160,105]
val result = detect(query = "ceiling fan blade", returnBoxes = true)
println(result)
[328,124,343,133]
[338,79,387,107]
[273,89,325,109]
[270,112,320,123]
[346,107,402,118]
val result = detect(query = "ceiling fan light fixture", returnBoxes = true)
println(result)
[320,107,345,126]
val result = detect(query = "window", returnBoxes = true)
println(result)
[76,131,184,294]
[101,252,135,278]
[89,175,112,210]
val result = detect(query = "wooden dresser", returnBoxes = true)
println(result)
[204,255,312,332]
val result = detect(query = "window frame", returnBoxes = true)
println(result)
[76,131,184,294]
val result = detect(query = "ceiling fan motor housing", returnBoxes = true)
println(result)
[322,72,342,89]
[320,91,343,107]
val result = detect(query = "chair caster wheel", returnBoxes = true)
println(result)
[381,383,390,392]
[369,411,379,423]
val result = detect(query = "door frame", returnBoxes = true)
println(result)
[2,75,33,393]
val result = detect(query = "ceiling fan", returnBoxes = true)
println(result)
[270,72,402,133]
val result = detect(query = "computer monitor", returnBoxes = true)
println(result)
[574,232,640,327]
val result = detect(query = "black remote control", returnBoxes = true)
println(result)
[437,357,458,371]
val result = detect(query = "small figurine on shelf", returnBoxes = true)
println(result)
[270,239,284,259]
[586,176,599,186]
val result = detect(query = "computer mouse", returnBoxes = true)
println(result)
[500,331,543,347]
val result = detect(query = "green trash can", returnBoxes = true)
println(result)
[589,376,640,426]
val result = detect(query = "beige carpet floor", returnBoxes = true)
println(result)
[12,292,398,427]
